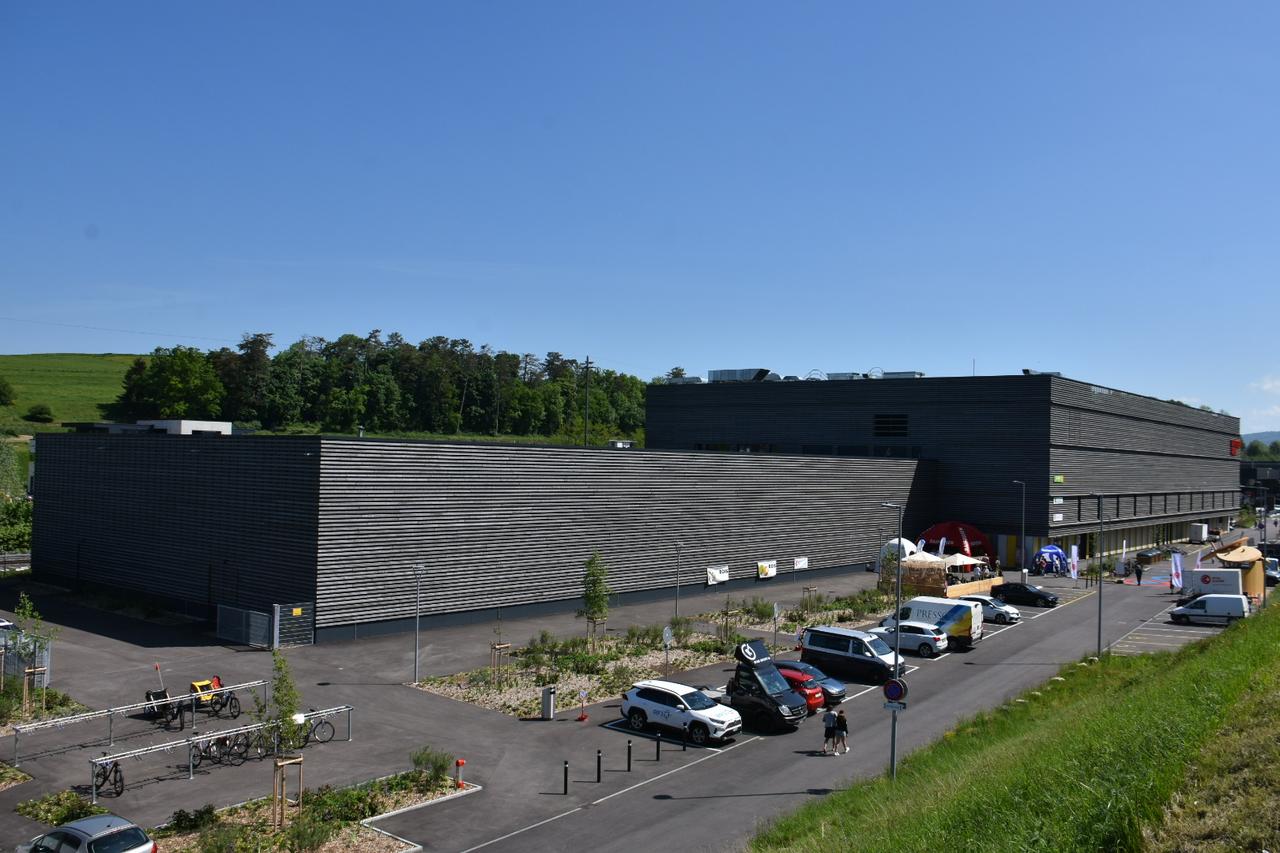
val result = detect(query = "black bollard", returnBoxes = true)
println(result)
[656,731,662,762]
[596,749,602,783]
[682,723,687,751]
[627,739,632,772]
[563,760,569,795]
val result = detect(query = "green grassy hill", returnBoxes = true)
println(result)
[0,353,138,435]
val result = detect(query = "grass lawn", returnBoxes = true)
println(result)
[750,607,1280,852]
[0,353,139,433]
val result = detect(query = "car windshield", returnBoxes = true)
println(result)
[867,636,893,656]
[89,828,150,853]
[755,665,791,696]
[680,690,717,711]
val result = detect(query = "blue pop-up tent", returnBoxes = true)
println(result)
[1033,545,1068,575]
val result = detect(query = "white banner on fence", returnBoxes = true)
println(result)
[706,565,729,585]
[1069,544,1079,579]
[757,560,778,579]
[794,556,809,572]
[1171,552,1184,589]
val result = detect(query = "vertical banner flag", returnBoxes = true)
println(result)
[1171,552,1183,589]
[1194,549,1202,572]
[937,536,948,557]
[1069,544,1079,580]
[916,539,926,552]
[1120,540,1127,574]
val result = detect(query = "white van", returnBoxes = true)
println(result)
[1171,594,1251,626]
[880,596,983,649]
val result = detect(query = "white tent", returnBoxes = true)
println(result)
[903,552,945,569]
[880,538,918,566]
[943,553,985,568]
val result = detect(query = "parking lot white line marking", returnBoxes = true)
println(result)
[1116,639,1186,648]
[600,720,723,752]
[929,653,952,661]
[1110,605,1175,649]
[589,735,761,806]
[847,684,880,700]
[460,807,584,852]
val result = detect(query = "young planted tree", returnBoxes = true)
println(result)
[577,553,613,652]
[252,649,303,752]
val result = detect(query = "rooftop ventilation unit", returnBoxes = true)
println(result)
[667,376,704,384]
[709,368,770,383]
[827,372,864,381]
[882,371,925,379]
[1021,369,1062,377]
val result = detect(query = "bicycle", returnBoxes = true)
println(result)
[301,710,335,748]
[94,753,124,797]
[188,732,246,769]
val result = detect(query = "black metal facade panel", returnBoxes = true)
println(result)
[313,439,932,629]
[647,375,1052,536]
[32,434,320,611]
[1048,377,1240,436]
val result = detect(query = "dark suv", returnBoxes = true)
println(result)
[993,582,1059,608]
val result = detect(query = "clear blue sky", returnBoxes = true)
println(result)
[3,2,1278,430]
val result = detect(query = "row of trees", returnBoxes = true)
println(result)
[112,332,648,440]
[1245,440,1280,460]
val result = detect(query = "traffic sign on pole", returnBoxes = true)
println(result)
[883,678,908,704]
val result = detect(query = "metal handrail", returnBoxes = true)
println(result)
[87,704,355,803]
[13,679,268,767]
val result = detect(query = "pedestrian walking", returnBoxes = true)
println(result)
[821,708,838,755]
[835,709,849,755]
[1135,564,1144,585]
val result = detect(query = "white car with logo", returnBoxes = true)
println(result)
[621,679,743,745]
[959,594,1021,625]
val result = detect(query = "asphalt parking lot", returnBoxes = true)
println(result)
[0,566,1234,851]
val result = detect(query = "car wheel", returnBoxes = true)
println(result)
[996,613,1009,625]
[917,643,933,658]
[627,709,647,731]
[689,722,710,745]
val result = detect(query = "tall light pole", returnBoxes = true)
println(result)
[881,501,905,781]
[412,564,427,682]
[674,541,684,617]
[1012,480,1026,574]
[1259,487,1269,609]
[1091,494,1104,658]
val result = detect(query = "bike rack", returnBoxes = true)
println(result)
[86,704,354,803]
[14,679,268,767]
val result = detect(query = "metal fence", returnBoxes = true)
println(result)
[2,631,52,685]
[273,601,314,647]
[216,604,272,648]
[0,552,31,573]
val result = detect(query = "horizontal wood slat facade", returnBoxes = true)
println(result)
[314,439,931,629]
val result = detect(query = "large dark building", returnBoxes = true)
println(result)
[647,373,1242,563]
[32,434,931,642]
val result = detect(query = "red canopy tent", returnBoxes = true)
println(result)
[918,521,995,560]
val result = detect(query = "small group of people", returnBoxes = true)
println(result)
[821,708,848,756]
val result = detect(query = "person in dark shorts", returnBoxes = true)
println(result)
[835,709,849,755]
[821,708,838,755]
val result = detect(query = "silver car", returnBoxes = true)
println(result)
[18,814,154,853]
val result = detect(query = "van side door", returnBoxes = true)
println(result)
[803,633,852,678]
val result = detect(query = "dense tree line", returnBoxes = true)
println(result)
[112,332,647,441]
[1246,439,1280,460]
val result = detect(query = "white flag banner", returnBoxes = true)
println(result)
[1194,549,1202,572]
[706,565,729,586]
[916,539,926,552]
[937,536,948,557]
[1171,552,1183,588]
[1119,540,1127,573]
[794,557,809,572]
[1069,544,1079,580]
[757,560,778,579]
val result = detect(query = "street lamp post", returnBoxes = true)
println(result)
[412,564,427,683]
[1013,480,1026,573]
[881,501,905,781]
[1092,495,1104,658]
[675,541,684,617]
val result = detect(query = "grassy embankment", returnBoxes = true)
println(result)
[751,606,1280,852]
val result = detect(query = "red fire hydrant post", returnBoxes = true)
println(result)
[455,758,466,789]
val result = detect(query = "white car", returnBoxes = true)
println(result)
[621,680,743,745]
[869,621,949,658]
[960,594,1021,625]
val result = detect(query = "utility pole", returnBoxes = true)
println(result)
[581,355,593,447]
[881,501,905,781]
[1094,494,1104,658]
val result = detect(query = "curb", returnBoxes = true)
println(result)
[361,781,483,851]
